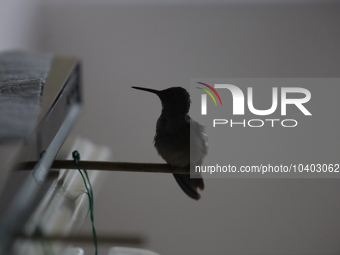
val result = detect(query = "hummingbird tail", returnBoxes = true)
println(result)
[173,174,204,200]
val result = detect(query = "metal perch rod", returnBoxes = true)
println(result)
[18,160,190,174]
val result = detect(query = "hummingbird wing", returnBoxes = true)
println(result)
[189,117,208,167]
[172,117,207,200]
[154,114,207,200]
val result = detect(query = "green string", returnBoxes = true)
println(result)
[72,150,98,255]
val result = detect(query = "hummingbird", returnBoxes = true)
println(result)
[132,86,208,200]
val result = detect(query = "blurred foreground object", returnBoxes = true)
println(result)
[109,247,159,255]
[0,51,82,254]
[0,52,146,255]
[13,136,114,255]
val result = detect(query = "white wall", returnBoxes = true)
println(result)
[0,1,43,51]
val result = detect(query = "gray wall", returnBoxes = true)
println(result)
[3,1,340,254]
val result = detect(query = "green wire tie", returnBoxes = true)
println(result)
[72,150,98,255]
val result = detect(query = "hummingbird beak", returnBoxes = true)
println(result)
[132,86,160,95]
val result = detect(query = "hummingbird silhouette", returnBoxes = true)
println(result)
[132,86,208,200]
